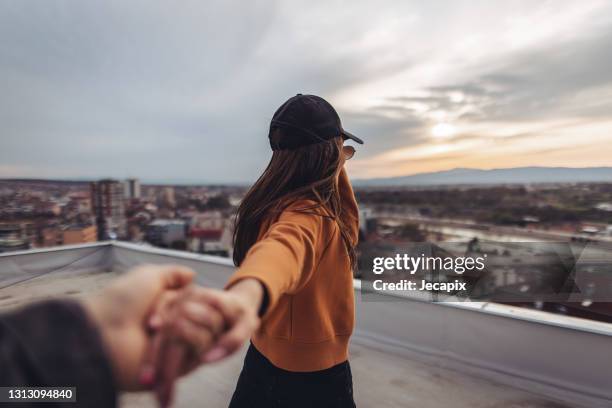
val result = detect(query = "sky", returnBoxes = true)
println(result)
[1,0,612,183]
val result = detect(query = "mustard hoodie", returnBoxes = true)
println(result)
[226,167,358,372]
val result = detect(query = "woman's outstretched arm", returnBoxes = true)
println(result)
[225,201,323,316]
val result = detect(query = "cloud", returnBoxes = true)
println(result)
[375,21,612,126]
[444,26,612,123]
[0,0,611,182]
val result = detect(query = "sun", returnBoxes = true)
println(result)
[431,122,456,138]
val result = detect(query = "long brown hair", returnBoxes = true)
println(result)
[232,134,356,269]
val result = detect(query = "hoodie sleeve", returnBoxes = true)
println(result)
[225,201,323,316]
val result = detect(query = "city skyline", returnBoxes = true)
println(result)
[1,1,612,183]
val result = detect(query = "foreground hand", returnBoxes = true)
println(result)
[82,264,195,391]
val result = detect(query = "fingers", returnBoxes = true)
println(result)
[142,288,225,389]
[108,264,196,321]
[178,286,261,363]
[160,265,196,290]
[148,291,181,329]
[155,342,184,408]
[172,317,216,356]
[198,289,260,363]
[83,265,196,392]
[143,284,259,395]
[163,290,226,348]
[139,331,164,388]
[141,291,181,388]
[127,264,196,297]
[190,288,242,325]
[182,299,225,333]
[182,287,230,314]
[203,313,258,363]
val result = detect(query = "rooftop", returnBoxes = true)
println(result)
[149,219,186,226]
[1,242,610,408]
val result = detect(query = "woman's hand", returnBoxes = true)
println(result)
[202,279,264,362]
[144,278,265,407]
[142,286,227,407]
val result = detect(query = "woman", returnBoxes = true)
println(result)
[145,94,363,408]
[223,93,363,407]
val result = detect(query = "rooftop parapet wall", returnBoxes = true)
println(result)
[1,242,611,408]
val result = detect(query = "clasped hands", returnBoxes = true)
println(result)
[83,264,264,408]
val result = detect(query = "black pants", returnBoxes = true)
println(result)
[229,343,356,408]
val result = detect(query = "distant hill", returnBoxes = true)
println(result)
[0,178,89,186]
[353,167,612,186]
[2,166,612,187]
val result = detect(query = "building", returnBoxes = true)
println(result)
[124,178,141,200]
[62,225,97,245]
[90,179,126,240]
[40,227,62,247]
[188,226,232,256]
[69,193,92,214]
[358,206,377,239]
[595,202,612,212]
[0,224,30,253]
[161,186,176,208]
[145,219,186,248]
[191,210,226,229]
[127,224,144,242]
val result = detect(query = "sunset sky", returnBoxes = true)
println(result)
[1,0,612,182]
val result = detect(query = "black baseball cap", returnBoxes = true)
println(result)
[268,94,364,151]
